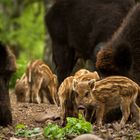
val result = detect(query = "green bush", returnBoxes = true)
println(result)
[136,135,140,140]
[44,114,93,140]
[64,114,93,136]
[15,124,42,138]
[44,124,66,140]
[14,115,93,139]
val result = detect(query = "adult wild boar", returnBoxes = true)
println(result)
[0,42,16,126]
[45,0,135,84]
[96,3,140,86]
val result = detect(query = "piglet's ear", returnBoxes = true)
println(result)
[93,71,100,80]
[88,79,96,90]
[72,78,78,91]
[16,79,19,83]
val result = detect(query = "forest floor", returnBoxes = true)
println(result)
[0,92,140,140]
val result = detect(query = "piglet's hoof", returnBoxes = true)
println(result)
[35,113,60,123]
[112,122,122,131]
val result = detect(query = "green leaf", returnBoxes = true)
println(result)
[43,115,93,139]
[44,123,66,140]
[136,135,140,140]
[15,124,26,130]
[15,125,42,138]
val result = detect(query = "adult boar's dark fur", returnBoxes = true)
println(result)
[0,42,16,126]
[45,0,135,84]
[96,3,140,86]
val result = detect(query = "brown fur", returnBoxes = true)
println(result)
[58,76,78,125]
[73,76,140,128]
[15,73,29,102]
[96,4,140,114]
[96,47,119,77]
[58,70,100,125]
[74,69,90,78]
[0,43,16,126]
[75,70,100,82]
[26,60,58,104]
[45,0,135,84]
[96,3,140,83]
[74,70,100,121]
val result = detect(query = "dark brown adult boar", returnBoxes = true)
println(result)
[45,0,135,84]
[96,3,140,109]
[96,3,140,85]
[0,42,16,126]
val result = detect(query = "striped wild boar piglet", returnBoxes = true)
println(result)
[26,59,58,104]
[58,70,100,125]
[15,73,29,102]
[73,76,140,128]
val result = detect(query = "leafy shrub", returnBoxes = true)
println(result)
[44,114,93,140]
[136,135,140,140]
[15,124,42,138]
[64,114,93,136]
[44,124,66,140]
[14,115,92,139]
[0,1,45,60]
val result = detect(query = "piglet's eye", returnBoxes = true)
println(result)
[85,92,89,97]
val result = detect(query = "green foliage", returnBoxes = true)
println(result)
[136,135,140,140]
[64,114,93,136]
[14,115,92,139]
[15,124,42,138]
[44,124,66,140]
[44,114,93,140]
[15,123,26,130]
[12,3,45,60]
[0,0,12,6]
[0,1,45,60]
[10,59,28,88]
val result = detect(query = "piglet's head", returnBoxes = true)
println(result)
[72,79,96,105]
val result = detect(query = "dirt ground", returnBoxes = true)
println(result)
[0,92,140,140]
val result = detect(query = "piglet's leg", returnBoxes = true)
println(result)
[120,98,131,128]
[96,103,105,127]
[60,101,66,126]
[85,107,94,122]
[31,78,43,104]
[130,101,140,126]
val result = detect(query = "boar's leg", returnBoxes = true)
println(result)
[52,42,76,84]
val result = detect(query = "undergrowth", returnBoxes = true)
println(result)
[15,114,93,139]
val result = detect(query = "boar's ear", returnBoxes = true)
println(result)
[72,78,78,91]
[88,79,96,90]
